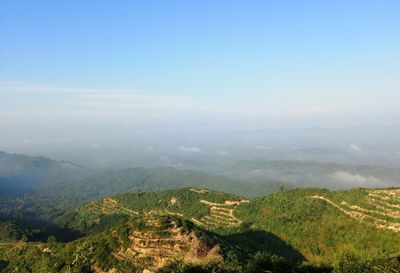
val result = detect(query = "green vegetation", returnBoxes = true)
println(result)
[45,167,285,204]
[1,212,399,273]
[0,220,28,241]
[42,187,400,272]
[1,152,399,272]
[0,151,85,193]
[235,188,400,263]
[55,187,243,234]
[0,215,225,273]
[0,151,286,243]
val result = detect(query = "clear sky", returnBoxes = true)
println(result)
[0,1,400,150]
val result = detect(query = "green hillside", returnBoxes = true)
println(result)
[235,188,400,263]
[48,167,286,203]
[0,151,85,195]
[0,220,28,241]
[0,214,336,273]
[56,187,247,235]
[1,187,400,272]
[54,187,400,268]
[0,151,286,226]
[0,152,286,240]
[0,215,225,272]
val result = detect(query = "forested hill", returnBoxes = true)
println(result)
[48,167,286,202]
[55,187,400,268]
[0,151,85,194]
[1,152,399,272]
[0,151,84,178]
[1,187,400,272]
[236,187,400,263]
[0,152,286,239]
[0,151,285,202]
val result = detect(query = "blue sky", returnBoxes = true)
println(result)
[0,0,400,149]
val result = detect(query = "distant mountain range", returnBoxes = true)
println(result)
[0,151,86,195]
[209,159,400,189]
[0,151,285,222]
[0,151,400,272]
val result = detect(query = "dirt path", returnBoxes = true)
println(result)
[102,198,139,216]
[310,194,400,233]
[190,188,209,194]
[196,199,248,227]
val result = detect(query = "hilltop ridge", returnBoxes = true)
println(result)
[1,187,400,272]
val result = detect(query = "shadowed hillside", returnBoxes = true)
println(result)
[1,187,400,272]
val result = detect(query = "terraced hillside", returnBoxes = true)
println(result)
[195,199,249,228]
[58,187,400,264]
[0,216,225,273]
[310,188,400,232]
[2,187,400,272]
[113,216,222,272]
[236,188,400,262]
[57,187,248,233]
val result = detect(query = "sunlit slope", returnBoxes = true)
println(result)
[0,216,225,273]
[235,188,400,262]
[58,186,400,264]
[57,187,249,233]
[311,188,400,232]
[53,185,400,267]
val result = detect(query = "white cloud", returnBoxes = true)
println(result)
[291,105,356,117]
[0,82,238,133]
[349,144,362,152]
[248,169,265,176]
[158,156,183,168]
[293,106,331,115]
[217,150,228,156]
[1,81,399,142]
[329,171,384,186]
[0,81,212,112]
[0,81,107,94]
[78,93,198,111]
[178,146,202,154]
[255,145,272,150]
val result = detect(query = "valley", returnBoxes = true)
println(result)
[2,1,400,271]
[1,152,400,272]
